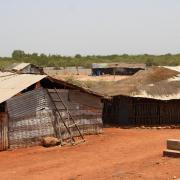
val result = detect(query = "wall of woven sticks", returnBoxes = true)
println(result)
[4,88,102,149]
[103,96,180,126]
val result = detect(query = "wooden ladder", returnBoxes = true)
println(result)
[47,88,85,146]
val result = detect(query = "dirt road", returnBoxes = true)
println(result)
[0,128,180,180]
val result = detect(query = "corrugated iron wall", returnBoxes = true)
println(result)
[46,89,102,139]
[21,65,41,74]
[7,88,56,149]
[6,88,102,149]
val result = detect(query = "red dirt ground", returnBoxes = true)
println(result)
[0,128,180,180]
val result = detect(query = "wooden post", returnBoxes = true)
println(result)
[35,81,41,89]
[113,68,115,79]
[0,113,8,151]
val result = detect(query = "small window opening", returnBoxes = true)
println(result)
[0,102,5,112]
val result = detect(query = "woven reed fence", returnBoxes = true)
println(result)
[103,96,180,126]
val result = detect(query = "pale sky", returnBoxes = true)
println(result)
[0,0,180,57]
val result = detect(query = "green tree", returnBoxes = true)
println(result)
[12,50,25,59]
[40,53,47,58]
[146,58,154,67]
[31,53,38,57]
[75,54,82,58]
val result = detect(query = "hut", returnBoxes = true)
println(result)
[5,63,44,74]
[92,63,146,76]
[92,67,180,126]
[0,72,103,151]
[44,66,91,76]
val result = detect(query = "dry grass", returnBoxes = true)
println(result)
[51,73,129,89]
[53,74,129,82]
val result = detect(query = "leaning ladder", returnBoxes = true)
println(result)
[47,88,85,146]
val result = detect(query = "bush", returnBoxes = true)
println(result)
[0,51,180,70]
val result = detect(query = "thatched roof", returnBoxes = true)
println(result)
[91,67,180,100]
[48,76,104,98]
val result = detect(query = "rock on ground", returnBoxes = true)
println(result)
[41,137,61,147]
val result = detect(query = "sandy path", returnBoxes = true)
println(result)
[0,128,179,180]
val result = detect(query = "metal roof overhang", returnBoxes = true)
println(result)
[0,72,47,103]
[12,63,30,71]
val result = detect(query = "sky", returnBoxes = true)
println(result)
[0,0,180,57]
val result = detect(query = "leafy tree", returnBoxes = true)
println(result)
[31,53,38,57]
[12,50,25,59]
[146,58,154,67]
[75,54,82,58]
[0,50,178,69]
[40,53,47,58]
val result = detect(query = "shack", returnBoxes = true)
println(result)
[5,63,44,74]
[0,72,103,151]
[92,67,180,126]
[92,63,146,76]
[44,66,91,76]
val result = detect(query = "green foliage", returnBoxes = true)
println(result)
[0,50,180,70]
[75,54,82,58]
[12,50,26,59]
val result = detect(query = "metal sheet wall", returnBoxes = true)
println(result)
[6,88,102,149]
[7,88,56,149]
[47,89,102,139]
[69,90,102,109]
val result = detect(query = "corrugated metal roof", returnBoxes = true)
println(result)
[163,66,180,73]
[92,63,146,69]
[0,72,47,103]
[12,63,30,71]
[0,72,14,77]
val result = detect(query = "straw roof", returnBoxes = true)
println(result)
[91,67,180,100]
